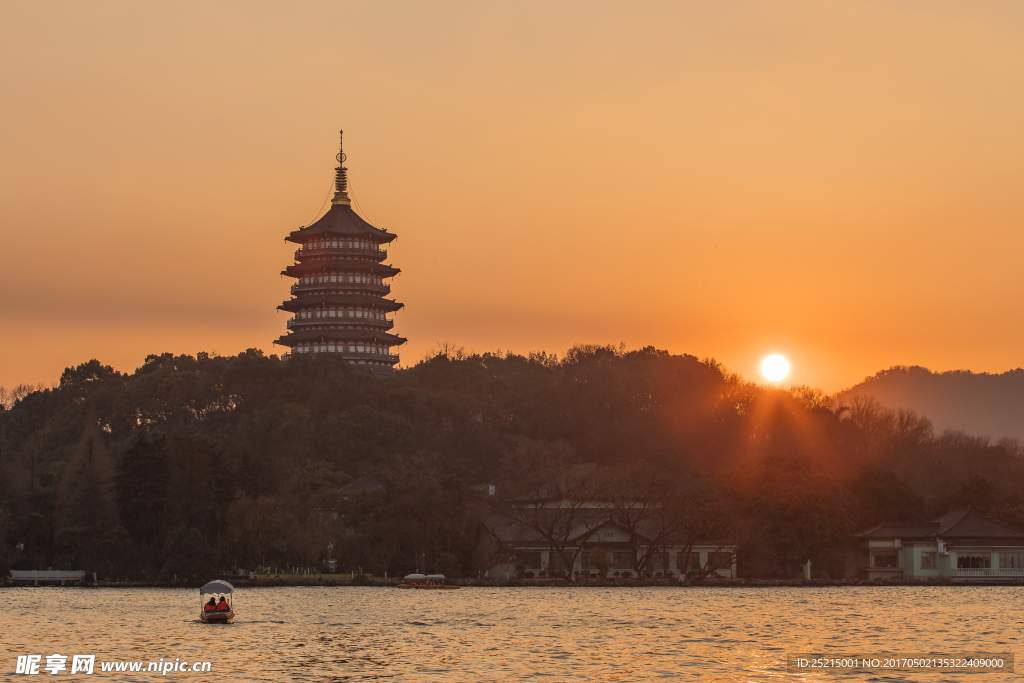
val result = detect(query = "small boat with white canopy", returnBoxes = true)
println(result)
[398,573,460,589]
[199,580,235,623]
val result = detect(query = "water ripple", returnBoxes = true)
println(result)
[3,586,1021,681]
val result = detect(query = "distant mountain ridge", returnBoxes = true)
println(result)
[838,366,1024,440]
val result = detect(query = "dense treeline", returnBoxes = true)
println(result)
[2,344,1023,581]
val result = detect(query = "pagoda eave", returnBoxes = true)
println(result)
[295,253,387,265]
[286,204,396,244]
[277,330,407,346]
[278,295,404,313]
[283,261,400,278]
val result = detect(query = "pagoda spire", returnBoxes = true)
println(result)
[332,129,351,206]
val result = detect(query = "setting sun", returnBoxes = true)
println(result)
[761,355,789,382]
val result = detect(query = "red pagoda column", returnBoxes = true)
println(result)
[275,131,406,373]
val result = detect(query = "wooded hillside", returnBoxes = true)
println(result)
[2,345,1023,580]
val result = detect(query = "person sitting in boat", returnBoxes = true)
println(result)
[216,597,229,611]
[204,598,217,612]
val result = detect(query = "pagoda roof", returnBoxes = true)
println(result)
[286,204,396,244]
[283,260,400,278]
[277,329,407,346]
[278,294,404,312]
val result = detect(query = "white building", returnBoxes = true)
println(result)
[855,509,1024,581]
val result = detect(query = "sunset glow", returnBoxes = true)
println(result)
[3,3,1024,391]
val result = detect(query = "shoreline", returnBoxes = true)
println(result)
[6,577,1024,588]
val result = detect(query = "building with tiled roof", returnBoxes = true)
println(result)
[483,464,736,580]
[854,508,1024,580]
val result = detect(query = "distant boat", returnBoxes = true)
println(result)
[398,573,460,590]
[199,580,235,623]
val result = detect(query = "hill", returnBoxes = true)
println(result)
[838,366,1024,440]
[3,347,1024,581]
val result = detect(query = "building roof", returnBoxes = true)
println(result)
[486,509,615,545]
[856,509,1024,540]
[855,523,940,539]
[277,329,407,346]
[278,294,404,312]
[486,511,551,545]
[339,475,383,496]
[486,509,728,547]
[491,463,735,548]
[294,248,388,265]
[283,260,401,278]
[934,509,1024,538]
[286,204,396,244]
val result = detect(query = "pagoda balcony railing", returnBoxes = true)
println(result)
[282,351,399,363]
[290,282,391,295]
[292,349,400,363]
[286,318,394,330]
[338,351,399,363]
[296,247,386,260]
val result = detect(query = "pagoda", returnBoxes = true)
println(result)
[275,131,406,372]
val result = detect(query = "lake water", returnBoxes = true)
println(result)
[4,586,1020,681]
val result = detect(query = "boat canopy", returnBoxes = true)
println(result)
[425,574,446,580]
[200,580,235,595]
[404,573,427,580]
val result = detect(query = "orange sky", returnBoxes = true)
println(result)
[2,1,1024,393]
